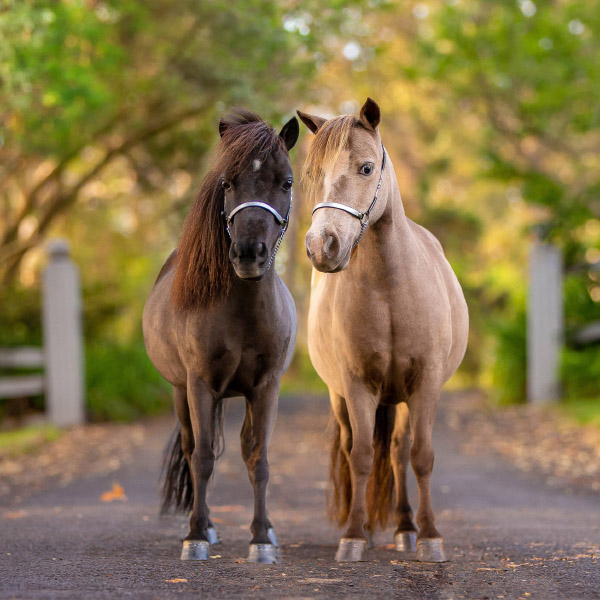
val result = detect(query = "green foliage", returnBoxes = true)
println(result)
[0,0,322,161]
[86,339,171,422]
[416,0,600,242]
[2,0,598,421]
[561,396,600,427]
[490,303,527,405]
[490,272,600,406]
[0,0,127,156]
[562,346,600,403]
[0,285,42,347]
[563,272,600,337]
[0,424,61,457]
[281,348,328,395]
[560,273,600,407]
[1,0,367,281]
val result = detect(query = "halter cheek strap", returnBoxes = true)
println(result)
[222,192,292,272]
[311,143,386,249]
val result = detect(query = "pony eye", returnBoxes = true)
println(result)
[360,163,374,176]
[221,180,231,191]
[282,177,293,191]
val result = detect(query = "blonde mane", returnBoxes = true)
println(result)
[301,115,356,201]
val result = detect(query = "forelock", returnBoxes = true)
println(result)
[301,115,356,200]
[217,113,284,178]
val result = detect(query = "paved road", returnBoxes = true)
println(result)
[1,395,599,599]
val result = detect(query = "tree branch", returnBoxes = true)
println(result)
[1,103,210,282]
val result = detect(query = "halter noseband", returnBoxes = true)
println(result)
[311,143,386,249]
[222,194,292,272]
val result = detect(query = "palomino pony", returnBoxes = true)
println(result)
[143,109,299,563]
[297,99,468,562]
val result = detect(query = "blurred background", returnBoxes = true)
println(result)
[1,0,598,427]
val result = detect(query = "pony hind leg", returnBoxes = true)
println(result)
[407,381,448,562]
[391,402,417,552]
[243,382,280,563]
[180,378,219,560]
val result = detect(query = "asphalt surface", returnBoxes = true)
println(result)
[1,394,599,599]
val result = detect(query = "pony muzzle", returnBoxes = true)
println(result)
[305,227,348,272]
[230,240,269,279]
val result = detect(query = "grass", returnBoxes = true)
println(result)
[561,397,600,427]
[0,424,62,457]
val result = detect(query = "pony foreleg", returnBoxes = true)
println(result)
[174,387,219,544]
[181,378,216,561]
[244,381,280,563]
[335,387,377,562]
[391,402,417,552]
[407,381,448,562]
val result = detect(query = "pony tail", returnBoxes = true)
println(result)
[327,405,396,531]
[160,426,193,514]
[366,404,395,532]
[213,398,226,459]
[159,399,225,515]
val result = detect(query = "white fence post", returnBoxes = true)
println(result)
[527,239,563,404]
[42,239,85,426]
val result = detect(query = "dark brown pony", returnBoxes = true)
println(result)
[143,109,299,563]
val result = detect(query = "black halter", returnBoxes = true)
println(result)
[222,194,292,271]
[311,143,386,248]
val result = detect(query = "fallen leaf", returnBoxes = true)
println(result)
[212,504,245,513]
[100,483,127,502]
[165,578,188,583]
[3,510,27,519]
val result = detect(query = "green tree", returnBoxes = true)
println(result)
[415,0,600,255]
[0,0,358,282]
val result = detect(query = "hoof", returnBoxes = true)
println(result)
[247,543,279,564]
[267,527,279,547]
[180,539,210,561]
[206,526,220,545]
[394,531,417,552]
[416,538,448,563]
[335,538,368,562]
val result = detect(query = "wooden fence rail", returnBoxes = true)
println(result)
[0,240,85,426]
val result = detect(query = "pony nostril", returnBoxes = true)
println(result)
[232,240,267,262]
[255,242,267,260]
[323,233,339,258]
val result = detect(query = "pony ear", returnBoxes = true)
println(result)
[279,117,299,151]
[359,97,381,131]
[296,110,327,134]
[218,118,229,137]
